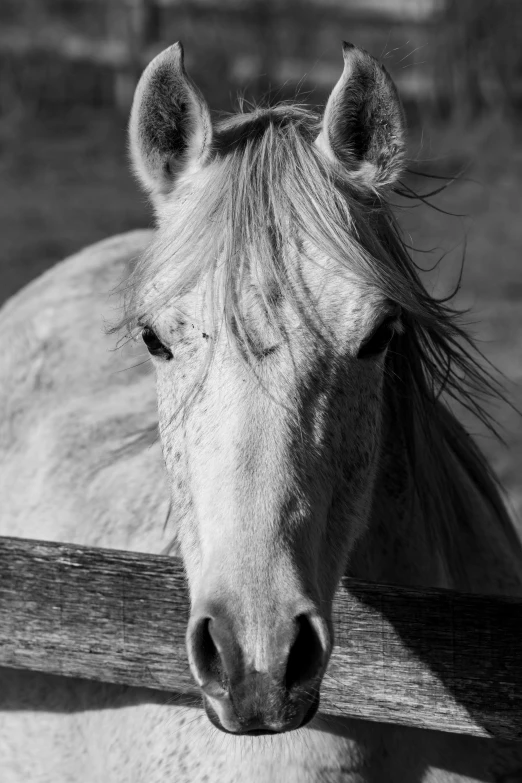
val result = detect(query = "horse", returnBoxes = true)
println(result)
[1,41,522,782]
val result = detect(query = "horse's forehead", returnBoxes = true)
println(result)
[153,249,378,339]
[297,249,378,323]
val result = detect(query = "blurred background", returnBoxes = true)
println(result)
[0,0,521,514]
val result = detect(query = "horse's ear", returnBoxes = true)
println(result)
[129,42,212,197]
[316,43,405,190]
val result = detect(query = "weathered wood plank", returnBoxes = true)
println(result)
[0,535,521,740]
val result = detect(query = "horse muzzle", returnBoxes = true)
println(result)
[186,605,331,734]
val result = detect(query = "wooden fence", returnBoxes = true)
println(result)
[1,535,521,741]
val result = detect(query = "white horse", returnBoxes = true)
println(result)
[1,42,522,782]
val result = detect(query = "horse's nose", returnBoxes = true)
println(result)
[186,606,330,733]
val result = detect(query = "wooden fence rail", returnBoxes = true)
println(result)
[0,535,521,740]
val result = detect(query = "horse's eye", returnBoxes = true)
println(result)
[357,316,398,360]
[141,326,173,360]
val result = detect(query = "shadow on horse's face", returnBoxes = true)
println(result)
[129,42,405,733]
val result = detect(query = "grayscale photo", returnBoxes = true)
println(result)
[1,0,522,781]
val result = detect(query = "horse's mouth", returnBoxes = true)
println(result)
[202,689,321,735]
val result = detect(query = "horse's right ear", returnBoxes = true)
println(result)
[129,43,212,198]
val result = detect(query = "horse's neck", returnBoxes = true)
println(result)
[348,415,448,589]
[349,403,522,596]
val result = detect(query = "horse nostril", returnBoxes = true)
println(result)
[189,617,228,692]
[285,614,325,691]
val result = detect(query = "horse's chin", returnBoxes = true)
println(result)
[202,691,321,736]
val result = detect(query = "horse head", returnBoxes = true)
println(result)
[126,42,405,734]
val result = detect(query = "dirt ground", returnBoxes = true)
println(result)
[1,108,521,521]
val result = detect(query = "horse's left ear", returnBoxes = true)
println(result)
[316,43,405,190]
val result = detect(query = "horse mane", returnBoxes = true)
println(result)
[115,103,521,571]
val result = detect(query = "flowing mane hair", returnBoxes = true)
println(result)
[115,103,521,576]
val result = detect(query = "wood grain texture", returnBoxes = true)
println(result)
[0,535,521,740]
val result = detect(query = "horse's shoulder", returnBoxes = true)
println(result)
[0,230,173,553]
[1,230,152,317]
[0,229,153,386]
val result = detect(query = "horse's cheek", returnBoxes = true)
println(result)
[154,368,202,569]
